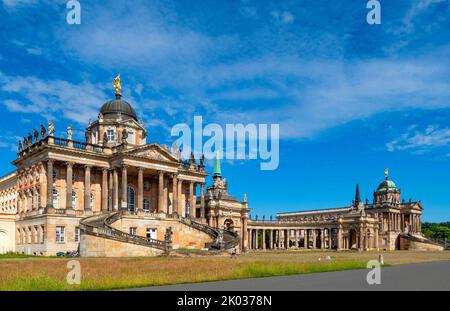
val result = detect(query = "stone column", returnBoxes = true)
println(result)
[65,162,73,209]
[84,165,92,211]
[177,179,183,216]
[387,213,391,231]
[102,168,108,211]
[262,229,266,250]
[137,167,144,211]
[200,183,205,219]
[247,229,251,249]
[304,229,308,249]
[329,229,333,249]
[46,159,54,208]
[164,176,169,214]
[113,169,119,211]
[312,230,316,249]
[358,226,364,250]
[242,216,248,251]
[320,229,325,249]
[189,181,195,218]
[337,227,342,250]
[108,170,113,211]
[285,229,289,249]
[374,226,379,250]
[172,174,178,216]
[121,165,127,210]
[269,229,273,250]
[158,171,164,213]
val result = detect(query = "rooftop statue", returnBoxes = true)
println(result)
[113,74,122,96]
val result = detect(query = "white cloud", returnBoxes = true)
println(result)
[0,71,109,124]
[26,47,43,56]
[2,0,36,8]
[271,11,295,24]
[387,125,450,152]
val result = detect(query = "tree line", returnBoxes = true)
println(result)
[421,222,450,240]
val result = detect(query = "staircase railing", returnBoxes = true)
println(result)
[179,217,239,250]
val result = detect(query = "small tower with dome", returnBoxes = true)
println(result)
[373,168,401,205]
[86,75,147,147]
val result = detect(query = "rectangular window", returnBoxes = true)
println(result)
[146,228,157,240]
[56,226,65,243]
[106,129,116,142]
[129,227,137,236]
[75,227,80,242]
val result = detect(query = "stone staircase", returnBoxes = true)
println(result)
[79,211,169,251]
[179,217,239,250]
[399,233,446,251]
[79,212,240,255]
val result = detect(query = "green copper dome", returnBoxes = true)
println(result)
[377,179,397,192]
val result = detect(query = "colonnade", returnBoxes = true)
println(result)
[18,159,206,219]
[247,228,335,250]
[379,212,421,233]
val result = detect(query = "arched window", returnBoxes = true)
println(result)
[143,199,150,211]
[71,191,77,208]
[90,193,94,210]
[127,186,135,211]
[52,189,58,209]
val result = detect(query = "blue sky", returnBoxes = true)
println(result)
[0,0,449,221]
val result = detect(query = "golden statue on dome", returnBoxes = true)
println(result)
[113,74,122,95]
[385,167,389,179]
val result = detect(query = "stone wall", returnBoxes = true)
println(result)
[0,216,16,254]
[79,234,164,257]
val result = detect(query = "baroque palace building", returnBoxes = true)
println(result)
[0,77,442,256]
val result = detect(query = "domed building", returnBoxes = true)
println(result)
[0,76,248,256]
[253,169,439,252]
[0,76,442,256]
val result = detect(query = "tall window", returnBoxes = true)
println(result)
[75,227,80,242]
[90,193,94,210]
[106,129,115,142]
[31,192,35,209]
[127,186,135,211]
[143,199,150,211]
[71,191,77,208]
[56,226,65,243]
[129,227,137,236]
[27,227,32,244]
[41,225,45,243]
[37,190,41,208]
[34,226,38,243]
[52,189,58,208]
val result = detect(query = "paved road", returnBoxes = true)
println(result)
[133,260,450,291]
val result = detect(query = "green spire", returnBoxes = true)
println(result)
[213,151,221,178]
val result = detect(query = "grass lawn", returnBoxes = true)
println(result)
[0,250,449,290]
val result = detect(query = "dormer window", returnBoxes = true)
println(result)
[106,129,116,143]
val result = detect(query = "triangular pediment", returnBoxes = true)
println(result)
[125,143,179,162]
